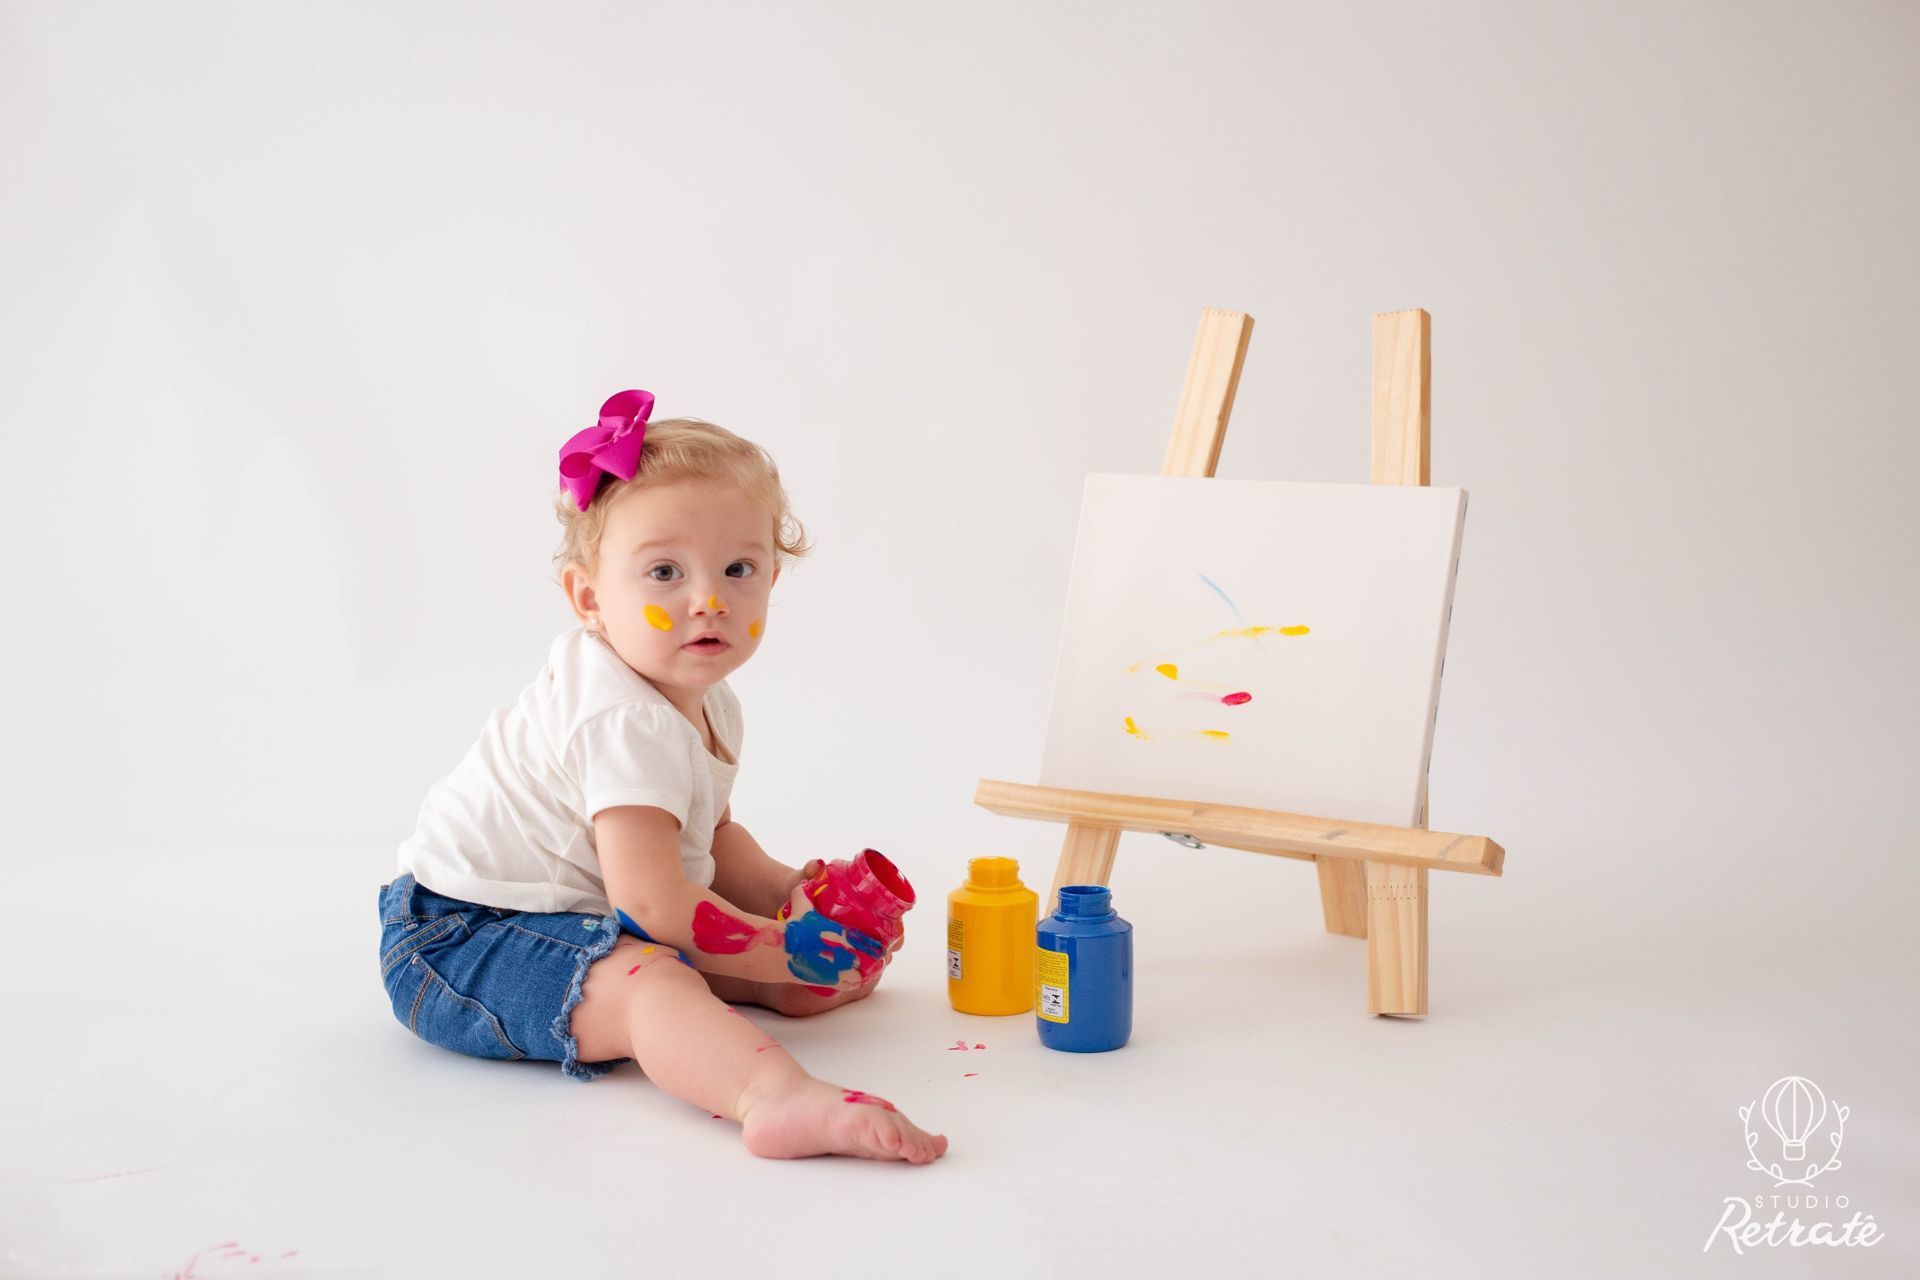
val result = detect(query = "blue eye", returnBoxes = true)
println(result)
[648,563,682,582]
[726,561,756,579]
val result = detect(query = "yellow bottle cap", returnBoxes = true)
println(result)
[966,857,1022,889]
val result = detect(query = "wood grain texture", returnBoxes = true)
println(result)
[977,779,1502,876]
[1160,309,1253,479]
[1342,307,1435,1013]
[1046,823,1122,917]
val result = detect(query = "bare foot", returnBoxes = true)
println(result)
[738,1076,948,1164]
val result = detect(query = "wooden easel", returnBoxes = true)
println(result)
[973,308,1506,1016]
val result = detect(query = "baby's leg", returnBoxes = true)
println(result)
[703,970,873,1017]
[570,938,947,1163]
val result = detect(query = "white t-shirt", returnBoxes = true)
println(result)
[396,624,743,915]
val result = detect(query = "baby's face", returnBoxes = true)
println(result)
[573,478,780,697]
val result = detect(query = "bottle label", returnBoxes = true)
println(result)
[946,917,964,981]
[1036,947,1069,1022]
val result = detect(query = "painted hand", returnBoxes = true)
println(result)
[780,859,826,911]
[781,881,886,992]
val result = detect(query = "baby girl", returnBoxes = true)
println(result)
[376,389,947,1164]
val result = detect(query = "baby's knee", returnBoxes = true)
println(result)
[618,940,698,980]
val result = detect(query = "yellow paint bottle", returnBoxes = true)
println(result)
[946,857,1038,1015]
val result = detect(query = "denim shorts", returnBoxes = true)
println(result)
[377,872,631,1082]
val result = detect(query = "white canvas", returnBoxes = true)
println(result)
[1038,475,1468,828]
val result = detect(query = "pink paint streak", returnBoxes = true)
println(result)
[1222,691,1252,705]
[842,1090,897,1111]
[691,900,769,953]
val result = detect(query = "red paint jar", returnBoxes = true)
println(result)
[776,848,916,994]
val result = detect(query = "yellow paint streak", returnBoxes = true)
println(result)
[1217,624,1310,640]
[1155,663,1179,680]
[644,605,674,631]
[1197,730,1231,740]
[748,620,763,638]
[641,946,656,954]
[1124,716,1146,739]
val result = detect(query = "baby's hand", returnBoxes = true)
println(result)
[780,881,886,992]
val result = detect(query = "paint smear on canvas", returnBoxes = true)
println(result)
[1118,576,1306,741]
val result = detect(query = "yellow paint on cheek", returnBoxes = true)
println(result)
[1155,663,1179,680]
[644,605,674,631]
[748,620,763,639]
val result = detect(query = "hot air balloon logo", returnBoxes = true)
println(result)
[1739,1075,1848,1186]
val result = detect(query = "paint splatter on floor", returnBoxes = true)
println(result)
[167,1241,299,1278]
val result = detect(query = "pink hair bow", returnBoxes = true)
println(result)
[558,389,655,511]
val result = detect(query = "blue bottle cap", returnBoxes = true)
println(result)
[1055,884,1115,919]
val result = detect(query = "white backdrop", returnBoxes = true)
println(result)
[3,2,1917,1275]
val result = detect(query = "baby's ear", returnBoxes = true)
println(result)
[560,561,598,619]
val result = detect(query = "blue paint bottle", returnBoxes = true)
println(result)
[1035,885,1132,1052]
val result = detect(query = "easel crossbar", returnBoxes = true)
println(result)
[974,779,1503,876]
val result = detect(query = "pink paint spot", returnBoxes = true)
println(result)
[964,1073,979,1078]
[691,900,768,953]
[947,1040,969,1051]
[842,1090,897,1112]
[627,963,642,976]
[1222,691,1252,705]
[755,1043,778,1052]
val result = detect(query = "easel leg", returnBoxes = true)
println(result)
[1315,859,1369,938]
[1047,823,1120,916]
[1364,862,1428,1016]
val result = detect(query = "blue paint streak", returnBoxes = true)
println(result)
[1199,573,1282,674]
[783,911,885,986]
[614,908,693,967]
[1198,574,1247,622]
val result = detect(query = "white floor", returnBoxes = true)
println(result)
[2,831,1913,1280]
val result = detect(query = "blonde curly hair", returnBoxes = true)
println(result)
[550,417,810,582]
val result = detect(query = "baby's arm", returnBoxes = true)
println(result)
[709,803,820,920]
[596,805,874,989]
